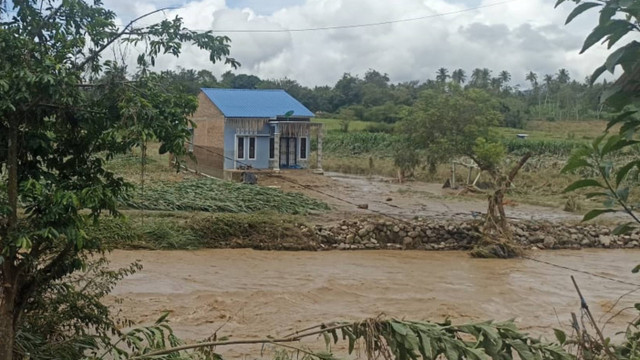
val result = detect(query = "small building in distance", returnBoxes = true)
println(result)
[187,88,323,179]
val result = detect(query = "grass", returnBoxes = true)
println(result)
[92,212,317,250]
[314,117,371,132]
[123,177,330,215]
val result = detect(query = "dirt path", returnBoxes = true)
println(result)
[261,170,584,224]
[105,249,640,358]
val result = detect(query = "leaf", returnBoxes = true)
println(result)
[591,64,608,84]
[632,264,640,273]
[553,328,567,345]
[561,157,591,173]
[155,311,170,325]
[583,209,618,222]
[508,339,535,360]
[565,2,601,24]
[554,0,566,8]
[613,222,636,235]
[563,179,604,193]
[607,110,638,131]
[581,25,611,53]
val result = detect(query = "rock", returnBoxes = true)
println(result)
[543,236,556,249]
[599,235,612,247]
[386,197,393,201]
[346,234,355,244]
[393,226,400,233]
[403,237,414,247]
[337,243,348,250]
[357,203,369,209]
[626,241,638,248]
[358,228,368,237]
[580,239,591,247]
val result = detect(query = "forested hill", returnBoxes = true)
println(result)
[164,67,611,125]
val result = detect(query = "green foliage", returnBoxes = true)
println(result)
[473,138,506,172]
[123,178,329,215]
[90,213,317,251]
[0,0,237,357]
[333,319,571,360]
[559,0,640,229]
[397,85,503,171]
[15,258,142,359]
[323,132,397,156]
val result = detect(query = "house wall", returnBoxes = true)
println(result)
[190,92,225,170]
[224,121,272,170]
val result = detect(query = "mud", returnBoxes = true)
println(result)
[260,171,589,224]
[105,249,640,357]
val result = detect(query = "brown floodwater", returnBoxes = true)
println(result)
[105,249,640,357]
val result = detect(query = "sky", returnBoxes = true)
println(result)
[102,0,616,88]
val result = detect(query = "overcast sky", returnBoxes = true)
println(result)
[102,0,615,87]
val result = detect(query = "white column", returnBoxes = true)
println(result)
[273,128,281,173]
[314,125,324,174]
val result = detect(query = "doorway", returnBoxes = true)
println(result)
[279,137,297,168]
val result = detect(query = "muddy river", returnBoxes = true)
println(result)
[106,249,640,357]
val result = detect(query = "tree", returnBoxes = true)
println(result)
[452,69,467,85]
[470,68,491,88]
[435,67,450,83]
[398,86,530,257]
[559,0,640,232]
[556,68,570,84]
[0,1,237,358]
[499,70,511,84]
[525,71,538,87]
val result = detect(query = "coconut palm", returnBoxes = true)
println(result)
[435,67,450,83]
[557,68,570,84]
[451,69,466,84]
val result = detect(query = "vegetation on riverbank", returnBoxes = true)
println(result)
[91,212,316,250]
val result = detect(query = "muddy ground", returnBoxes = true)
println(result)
[260,170,587,224]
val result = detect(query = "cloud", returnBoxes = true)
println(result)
[102,0,615,87]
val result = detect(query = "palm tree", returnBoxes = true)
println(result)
[526,71,540,118]
[499,70,511,84]
[435,67,450,83]
[451,69,466,84]
[525,71,538,87]
[470,68,491,88]
[556,68,570,84]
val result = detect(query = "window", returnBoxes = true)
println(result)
[237,137,244,160]
[248,137,256,160]
[300,137,307,159]
[269,137,275,159]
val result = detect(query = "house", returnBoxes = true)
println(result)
[187,88,323,179]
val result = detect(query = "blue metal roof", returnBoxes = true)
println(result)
[201,88,315,118]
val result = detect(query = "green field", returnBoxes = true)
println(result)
[314,117,372,132]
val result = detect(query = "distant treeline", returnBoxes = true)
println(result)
[165,67,613,125]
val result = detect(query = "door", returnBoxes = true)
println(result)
[279,137,297,168]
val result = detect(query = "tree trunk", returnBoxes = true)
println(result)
[0,264,17,360]
[471,153,531,259]
[1,116,20,360]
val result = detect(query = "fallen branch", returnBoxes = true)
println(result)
[130,323,349,359]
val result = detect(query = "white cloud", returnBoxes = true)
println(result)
[102,0,616,87]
